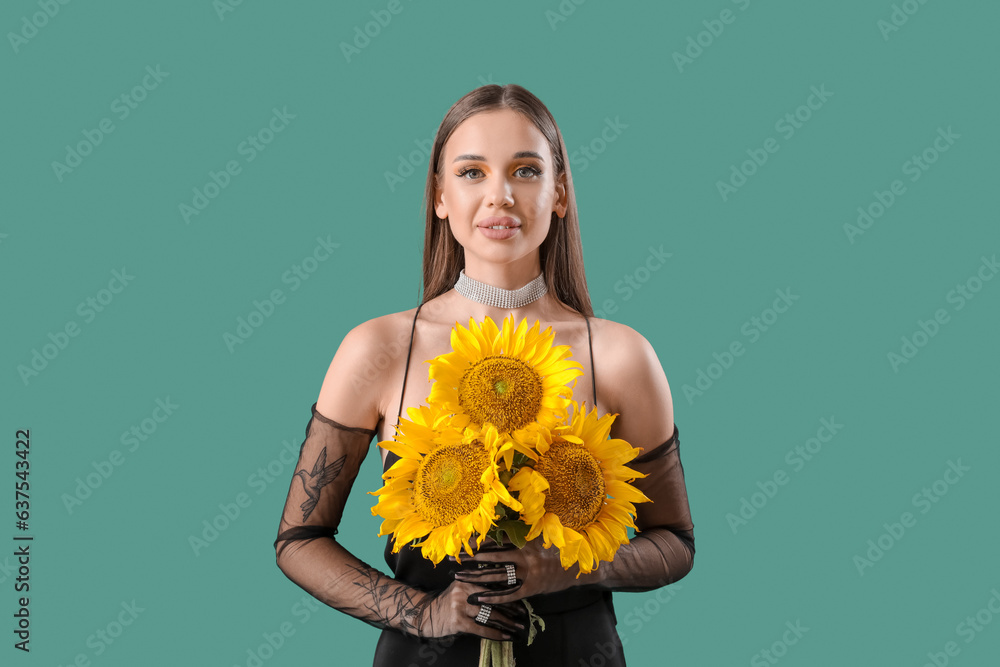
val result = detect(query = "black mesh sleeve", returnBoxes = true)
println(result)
[273,403,431,635]
[596,425,695,592]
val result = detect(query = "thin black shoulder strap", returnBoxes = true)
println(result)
[395,302,423,425]
[585,316,597,409]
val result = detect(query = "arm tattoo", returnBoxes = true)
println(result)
[294,447,347,522]
[348,564,429,635]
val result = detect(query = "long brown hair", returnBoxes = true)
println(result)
[420,84,593,317]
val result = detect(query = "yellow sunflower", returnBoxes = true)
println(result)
[508,400,650,576]
[369,403,523,564]
[427,315,583,436]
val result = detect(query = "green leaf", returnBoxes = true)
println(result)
[494,520,530,548]
[523,599,546,645]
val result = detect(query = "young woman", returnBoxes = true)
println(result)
[274,84,695,666]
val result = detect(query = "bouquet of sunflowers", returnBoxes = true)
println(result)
[369,315,650,662]
[370,313,650,573]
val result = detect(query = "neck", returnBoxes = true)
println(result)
[464,248,542,290]
[448,251,576,322]
[462,256,542,291]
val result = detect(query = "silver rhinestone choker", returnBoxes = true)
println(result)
[454,268,547,309]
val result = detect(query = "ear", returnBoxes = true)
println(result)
[433,173,448,219]
[553,171,568,219]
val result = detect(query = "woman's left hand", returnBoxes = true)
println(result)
[447,538,595,605]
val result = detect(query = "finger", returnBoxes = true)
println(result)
[454,571,509,586]
[453,562,516,584]
[493,601,530,627]
[469,604,525,636]
[482,614,525,637]
[449,548,512,564]
[481,603,530,644]
[449,541,517,563]
[463,623,514,642]
[455,559,509,571]
[467,580,523,604]
[450,577,514,598]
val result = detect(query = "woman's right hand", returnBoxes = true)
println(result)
[414,576,528,641]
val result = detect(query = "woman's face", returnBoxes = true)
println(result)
[434,108,567,268]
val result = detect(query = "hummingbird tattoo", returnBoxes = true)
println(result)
[295,448,347,522]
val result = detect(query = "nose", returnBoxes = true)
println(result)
[487,177,514,207]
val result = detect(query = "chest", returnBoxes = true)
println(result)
[376,319,598,468]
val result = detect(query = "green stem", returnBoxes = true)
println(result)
[479,638,515,667]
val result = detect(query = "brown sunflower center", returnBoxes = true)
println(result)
[413,440,490,527]
[534,440,606,530]
[458,356,543,433]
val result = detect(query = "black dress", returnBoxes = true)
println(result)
[274,304,696,666]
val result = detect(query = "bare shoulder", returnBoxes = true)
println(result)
[344,308,417,351]
[314,308,417,431]
[589,316,675,446]
[589,317,661,373]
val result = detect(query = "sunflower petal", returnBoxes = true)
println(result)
[541,512,566,549]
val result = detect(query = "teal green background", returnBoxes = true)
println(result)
[3,1,999,665]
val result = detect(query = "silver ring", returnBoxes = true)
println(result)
[505,563,516,586]
[475,604,492,625]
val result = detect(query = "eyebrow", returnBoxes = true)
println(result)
[452,151,545,163]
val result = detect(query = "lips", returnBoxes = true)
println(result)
[477,216,520,240]
[477,216,520,229]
